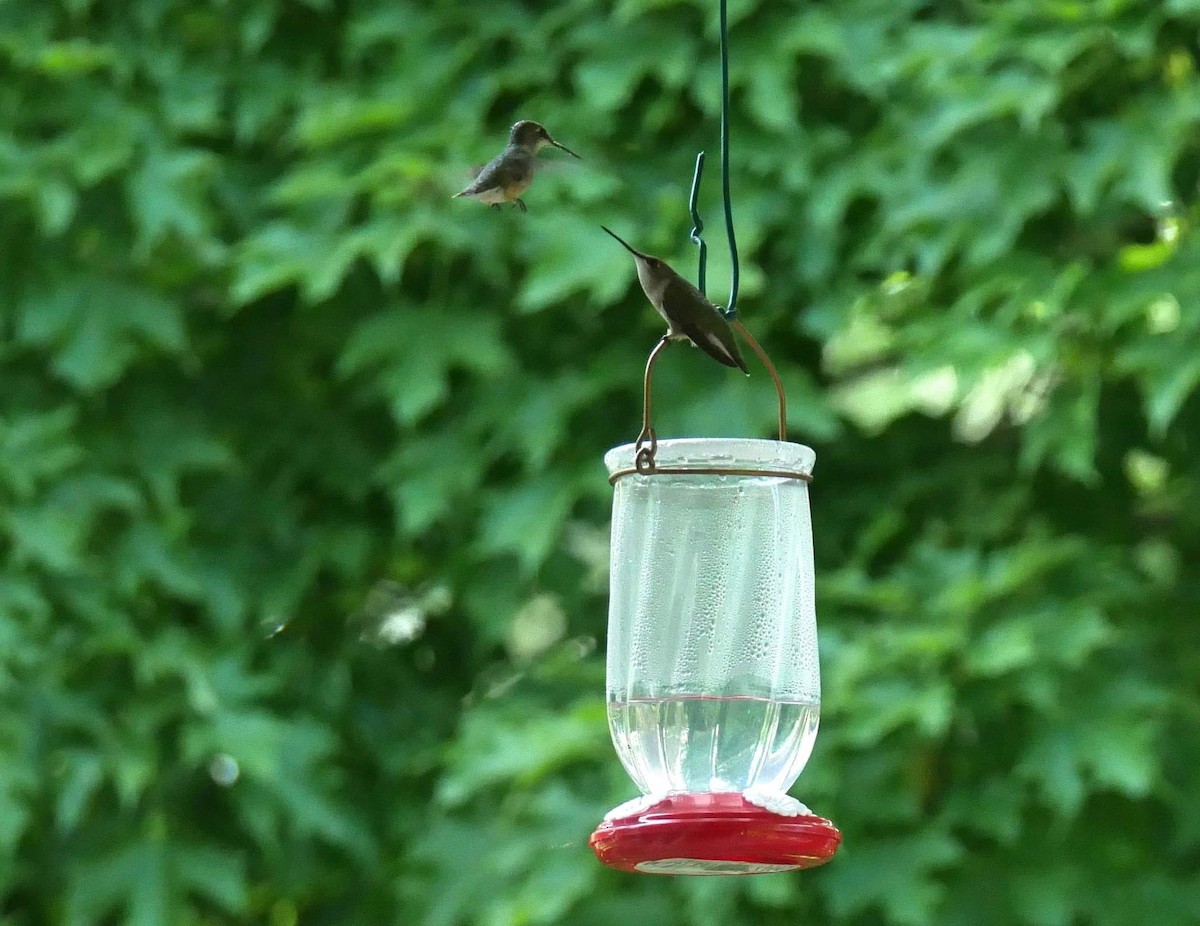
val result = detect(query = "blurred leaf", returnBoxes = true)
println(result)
[436,699,608,807]
[477,474,578,572]
[15,278,186,390]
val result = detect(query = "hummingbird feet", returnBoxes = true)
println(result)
[513,199,528,214]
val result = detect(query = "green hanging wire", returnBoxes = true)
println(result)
[687,0,739,319]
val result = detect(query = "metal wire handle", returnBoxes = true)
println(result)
[630,319,790,476]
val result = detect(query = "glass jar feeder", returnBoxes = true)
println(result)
[588,332,841,876]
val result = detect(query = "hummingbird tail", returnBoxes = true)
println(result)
[716,344,750,373]
[681,321,749,373]
[724,340,744,371]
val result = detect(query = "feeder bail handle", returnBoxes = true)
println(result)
[633,322,789,474]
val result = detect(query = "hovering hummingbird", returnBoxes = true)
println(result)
[452,120,581,213]
[601,226,749,373]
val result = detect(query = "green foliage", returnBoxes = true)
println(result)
[2,0,1199,923]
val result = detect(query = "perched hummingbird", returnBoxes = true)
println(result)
[601,226,749,373]
[452,120,580,213]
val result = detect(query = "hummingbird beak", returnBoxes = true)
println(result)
[547,136,581,159]
[601,226,647,258]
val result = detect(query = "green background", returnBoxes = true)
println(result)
[2,0,1199,923]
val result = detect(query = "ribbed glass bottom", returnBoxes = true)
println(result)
[607,694,819,794]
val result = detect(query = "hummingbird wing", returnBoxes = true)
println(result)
[454,148,535,198]
[665,277,749,373]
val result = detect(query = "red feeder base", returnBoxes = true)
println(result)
[589,792,841,876]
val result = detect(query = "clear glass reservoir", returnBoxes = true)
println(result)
[604,438,820,796]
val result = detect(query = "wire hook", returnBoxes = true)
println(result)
[688,152,707,297]
[688,0,739,319]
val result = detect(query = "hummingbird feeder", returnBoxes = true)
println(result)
[589,334,840,875]
[588,0,840,876]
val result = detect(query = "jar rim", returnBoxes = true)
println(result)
[604,438,815,478]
